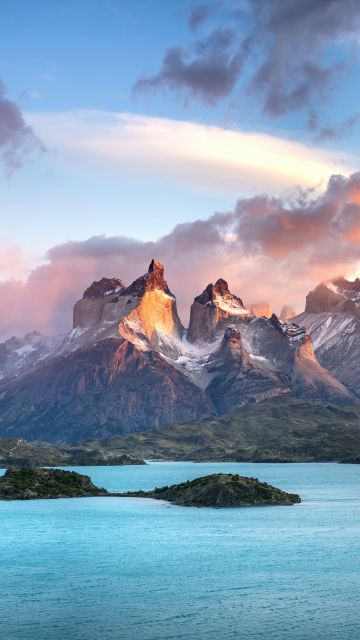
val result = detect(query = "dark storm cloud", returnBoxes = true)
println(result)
[135,0,360,136]
[0,80,43,174]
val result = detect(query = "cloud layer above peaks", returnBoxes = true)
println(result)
[1,170,360,340]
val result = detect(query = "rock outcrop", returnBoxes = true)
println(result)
[244,314,353,403]
[205,327,289,412]
[187,278,250,343]
[120,473,301,507]
[83,277,125,299]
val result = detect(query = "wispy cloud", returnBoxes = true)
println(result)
[26,110,356,196]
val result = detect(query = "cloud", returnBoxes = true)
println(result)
[134,0,360,137]
[308,111,360,142]
[26,110,356,197]
[188,2,220,31]
[0,80,43,174]
[1,171,360,340]
[134,29,242,104]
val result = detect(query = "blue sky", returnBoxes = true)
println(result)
[1,0,360,337]
[1,1,360,259]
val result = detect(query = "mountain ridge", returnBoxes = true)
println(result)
[0,261,355,443]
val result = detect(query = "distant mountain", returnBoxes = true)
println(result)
[295,277,360,395]
[0,260,354,443]
[0,331,62,381]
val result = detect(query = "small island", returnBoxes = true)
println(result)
[0,467,109,500]
[119,473,301,507]
[0,469,301,506]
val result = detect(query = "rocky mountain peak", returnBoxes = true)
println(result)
[332,276,360,296]
[194,278,244,308]
[125,258,172,297]
[213,278,231,296]
[83,277,125,299]
[305,279,360,314]
[218,327,252,365]
[223,326,242,343]
[118,259,184,352]
[188,279,249,343]
[148,257,163,276]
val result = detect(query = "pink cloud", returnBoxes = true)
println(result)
[1,171,360,340]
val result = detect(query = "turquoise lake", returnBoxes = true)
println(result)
[0,462,359,640]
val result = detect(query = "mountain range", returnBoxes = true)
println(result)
[0,260,357,444]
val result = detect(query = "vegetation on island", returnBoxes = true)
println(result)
[119,473,301,507]
[0,467,109,500]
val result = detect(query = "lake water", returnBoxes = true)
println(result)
[0,462,359,640]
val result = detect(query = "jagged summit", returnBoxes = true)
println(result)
[245,314,352,403]
[83,277,125,299]
[195,278,244,308]
[118,259,183,351]
[305,277,360,314]
[294,276,360,395]
[219,327,251,363]
[73,259,183,351]
[125,258,172,297]
[331,276,360,299]
[188,278,250,343]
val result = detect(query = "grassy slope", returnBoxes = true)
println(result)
[84,397,360,462]
[0,439,145,467]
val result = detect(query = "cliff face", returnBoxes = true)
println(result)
[187,278,251,343]
[244,314,353,403]
[295,277,360,395]
[118,259,184,354]
[205,328,289,413]
[0,338,214,443]
[305,278,360,315]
